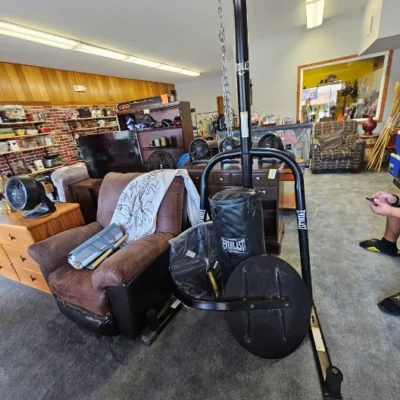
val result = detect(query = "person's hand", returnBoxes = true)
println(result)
[372,191,397,205]
[370,198,393,216]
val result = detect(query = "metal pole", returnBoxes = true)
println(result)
[233,0,252,188]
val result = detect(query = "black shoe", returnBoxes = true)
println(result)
[378,293,400,316]
[359,238,400,257]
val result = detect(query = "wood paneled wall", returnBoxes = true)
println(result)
[0,62,175,105]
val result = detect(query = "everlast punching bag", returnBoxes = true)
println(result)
[209,187,266,282]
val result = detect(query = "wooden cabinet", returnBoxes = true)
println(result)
[0,257,20,281]
[116,101,194,167]
[360,134,379,163]
[186,161,284,253]
[70,178,102,224]
[0,203,84,293]
[2,244,40,271]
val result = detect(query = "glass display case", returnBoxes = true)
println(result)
[216,123,313,166]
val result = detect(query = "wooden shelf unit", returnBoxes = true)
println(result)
[116,100,194,165]
[27,165,63,177]
[0,120,45,126]
[0,133,53,141]
[64,116,116,122]
[0,145,53,156]
[139,126,183,132]
[142,145,184,150]
[71,125,118,133]
[116,101,180,115]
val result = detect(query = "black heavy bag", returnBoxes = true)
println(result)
[169,222,221,300]
[209,188,266,281]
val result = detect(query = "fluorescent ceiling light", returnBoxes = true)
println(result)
[157,65,183,73]
[76,44,127,60]
[125,56,160,68]
[0,21,79,49]
[179,69,201,77]
[156,65,200,76]
[0,20,200,76]
[306,0,325,29]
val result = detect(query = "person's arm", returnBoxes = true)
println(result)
[389,206,400,219]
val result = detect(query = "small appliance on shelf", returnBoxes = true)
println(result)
[43,154,62,169]
[0,105,26,122]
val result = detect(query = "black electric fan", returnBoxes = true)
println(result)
[189,138,211,164]
[257,132,284,163]
[219,135,240,152]
[146,150,176,171]
[219,136,241,164]
[257,132,284,150]
[5,176,56,219]
[169,1,345,399]
[257,133,296,163]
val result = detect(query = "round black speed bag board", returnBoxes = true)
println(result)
[225,254,312,359]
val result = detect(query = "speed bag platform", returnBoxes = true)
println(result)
[224,254,312,359]
[209,187,266,282]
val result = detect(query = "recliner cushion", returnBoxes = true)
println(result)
[318,130,344,150]
[319,148,352,160]
[48,264,109,316]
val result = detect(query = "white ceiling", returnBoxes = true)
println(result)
[0,0,368,84]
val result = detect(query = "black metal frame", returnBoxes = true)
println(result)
[192,147,343,399]
[175,1,344,399]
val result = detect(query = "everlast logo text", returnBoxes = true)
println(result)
[221,237,247,254]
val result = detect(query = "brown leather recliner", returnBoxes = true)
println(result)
[28,172,185,338]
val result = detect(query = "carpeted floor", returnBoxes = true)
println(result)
[1,171,399,400]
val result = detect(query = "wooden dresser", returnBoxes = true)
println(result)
[186,160,284,253]
[0,203,84,293]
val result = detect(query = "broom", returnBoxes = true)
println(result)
[366,82,400,172]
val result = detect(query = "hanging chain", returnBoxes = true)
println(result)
[218,0,234,136]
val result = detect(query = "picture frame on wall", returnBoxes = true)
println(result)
[297,50,393,123]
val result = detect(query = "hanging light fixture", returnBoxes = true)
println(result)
[306,0,325,29]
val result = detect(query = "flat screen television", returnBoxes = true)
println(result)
[78,131,146,179]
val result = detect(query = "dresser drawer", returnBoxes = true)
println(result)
[189,173,212,187]
[212,173,231,185]
[15,266,50,294]
[364,138,378,146]
[0,227,34,248]
[252,172,278,187]
[255,187,278,199]
[0,245,9,261]
[2,245,40,272]
[0,259,20,281]
[231,172,278,186]
[189,173,202,184]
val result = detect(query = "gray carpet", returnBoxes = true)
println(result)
[1,171,400,400]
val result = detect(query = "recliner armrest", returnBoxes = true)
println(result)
[347,139,365,151]
[28,222,103,280]
[92,232,173,290]
[312,138,321,147]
